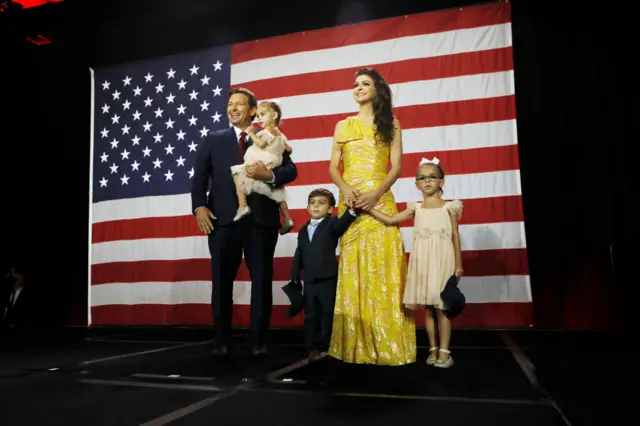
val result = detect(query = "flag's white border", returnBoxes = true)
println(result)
[88,67,95,327]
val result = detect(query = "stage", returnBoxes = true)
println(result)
[0,327,625,425]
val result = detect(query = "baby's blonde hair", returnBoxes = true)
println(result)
[258,101,282,125]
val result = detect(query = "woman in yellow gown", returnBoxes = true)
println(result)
[327,67,416,365]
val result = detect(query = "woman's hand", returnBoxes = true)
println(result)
[342,186,359,208]
[353,190,381,211]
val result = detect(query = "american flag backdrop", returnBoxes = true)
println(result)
[89,2,533,327]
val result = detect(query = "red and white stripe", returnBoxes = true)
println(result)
[90,3,533,328]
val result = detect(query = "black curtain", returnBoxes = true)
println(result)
[510,1,629,330]
[0,0,629,330]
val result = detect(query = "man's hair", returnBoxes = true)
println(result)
[308,188,336,207]
[229,87,258,120]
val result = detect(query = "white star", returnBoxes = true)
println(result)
[199,126,209,137]
[176,155,186,167]
[164,169,174,181]
[200,100,210,111]
[143,97,153,107]
[109,163,119,174]
[154,107,164,118]
[176,130,186,140]
[142,146,152,157]
[212,85,222,96]
[200,75,210,85]
[101,103,110,114]
[187,141,198,152]
[211,111,221,122]
[188,115,198,126]
[121,124,131,135]
[122,100,131,110]
[133,86,142,96]
[144,73,153,82]
[155,83,164,93]
[99,177,108,187]
[176,104,186,115]
[120,149,130,160]
[189,90,198,100]
[131,135,141,145]
[132,110,141,120]
[142,171,151,182]
[131,160,140,171]
[177,79,187,90]
[123,76,132,86]
[101,81,111,90]
[120,174,130,185]
[100,128,109,138]
[112,90,121,100]
[213,60,223,71]
[110,138,119,149]
[153,158,163,168]
[165,144,175,155]
[111,114,120,124]
[143,122,152,132]
[188,167,195,178]
[189,65,199,75]
[153,133,163,143]
[166,68,176,79]
[165,93,175,104]
[165,118,175,129]
[100,152,109,162]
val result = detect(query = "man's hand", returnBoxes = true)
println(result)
[246,161,273,182]
[195,207,216,234]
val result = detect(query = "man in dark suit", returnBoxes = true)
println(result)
[191,87,297,357]
[290,188,357,361]
[2,267,32,330]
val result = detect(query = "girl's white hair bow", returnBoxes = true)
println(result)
[419,157,440,166]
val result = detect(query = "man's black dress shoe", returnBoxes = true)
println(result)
[211,344,229,356]
[251,344,267,357]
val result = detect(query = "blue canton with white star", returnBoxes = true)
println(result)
[92,45,231,203]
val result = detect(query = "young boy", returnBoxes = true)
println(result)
[289,188,357,362]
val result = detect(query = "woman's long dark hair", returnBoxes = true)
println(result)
[355,67,395,143]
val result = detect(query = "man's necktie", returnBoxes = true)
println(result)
[239,131,248,158]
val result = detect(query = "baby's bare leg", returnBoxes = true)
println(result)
[279,201,292,222]
[233,173,247,210]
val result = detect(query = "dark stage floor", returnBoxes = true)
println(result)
[0,327,628,425]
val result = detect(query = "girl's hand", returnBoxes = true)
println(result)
[354,190,381,211]
[454,266,464,278]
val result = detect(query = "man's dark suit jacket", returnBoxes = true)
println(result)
[1,285,31,329]
[290,212,357,284]
[191,126,297,227]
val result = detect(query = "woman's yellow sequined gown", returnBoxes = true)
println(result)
[328,116,416,366]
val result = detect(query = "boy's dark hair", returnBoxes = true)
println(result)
[308,188,336,207]
[229,87,258,120]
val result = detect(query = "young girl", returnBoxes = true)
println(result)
[366,157,463,368]
[230,101,295,235]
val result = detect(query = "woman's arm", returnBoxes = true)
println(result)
[375,119,403,196]
[328,121,347,191]
[329,121,359,206]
